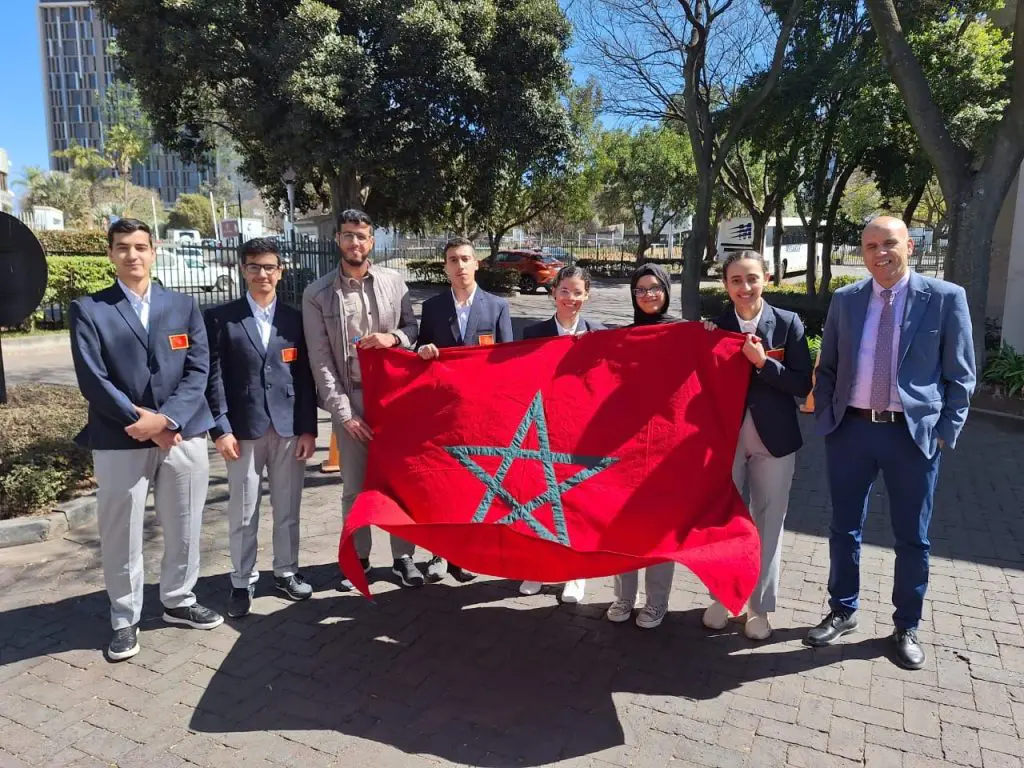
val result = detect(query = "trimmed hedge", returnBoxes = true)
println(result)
[407,259,519,295]
[36,229,107,256]
[0,384,92,519]
[44,256,117,311]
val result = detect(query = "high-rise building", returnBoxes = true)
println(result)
[0,148,14,214]
[37,0,209,205]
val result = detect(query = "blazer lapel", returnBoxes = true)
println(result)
[755,305,776,344]
[898,272,932,366]
[715,310,741,334]
[113,284,149,350]
[462,290,483,346]
[445,292,461,345]
[240,300,267,357]
[846,280,873,369]
[145,283,166,350]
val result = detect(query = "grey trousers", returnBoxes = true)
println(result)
[227,429,304,588]
[614,562,676,608]
[93,436,209,630]
[732,410,796,614]
[338,388,414,560]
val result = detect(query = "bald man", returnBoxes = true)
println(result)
[805,216,975,670]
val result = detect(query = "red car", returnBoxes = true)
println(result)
[490,249,564,293]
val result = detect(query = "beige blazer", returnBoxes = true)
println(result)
[301,264,418,423]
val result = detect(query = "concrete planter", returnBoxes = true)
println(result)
[0,494,96,549]
[973,383,1024,420]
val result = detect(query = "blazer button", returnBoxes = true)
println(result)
[265,382,272,390]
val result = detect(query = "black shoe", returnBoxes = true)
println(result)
[805,610,858,647]
[392,555,425,588]
[425,555,447,583]
[227,585,254,618]
[275,574,313,601]
[338,558,371,591]
[448,564,477,583]
[107,625,139,662]
[892,628,926,670]
[163,603,224,630]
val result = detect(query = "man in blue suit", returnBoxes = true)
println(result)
[417,236,514,583]
[70,219,223,662]
[806,216,976,670]
[205,238,318,618]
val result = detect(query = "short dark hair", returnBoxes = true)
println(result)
[239,237,281,265]
[107,218,153,248]
[721,249,769,281]
[443,236,476,258]
[554,264,591,292]
[336,208,373,232]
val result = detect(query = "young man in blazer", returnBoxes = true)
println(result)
[417,236,514,583]
[69,219,222,662]
[807,216,976,669]
[205,238,318,618]
[303,209,424,588]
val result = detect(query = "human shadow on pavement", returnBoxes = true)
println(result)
[188,565,888,767]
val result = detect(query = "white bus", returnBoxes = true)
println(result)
[715,216,823,279]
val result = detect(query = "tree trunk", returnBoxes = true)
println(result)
[804,223,819,298]
[488,230,505,259]
[772,202,784,287]
[327,168,364,220]
[751,212,769,259]
[635,231,651,263]
[902,179,927,226]
[682,175,713,320]
[819,162,858,306]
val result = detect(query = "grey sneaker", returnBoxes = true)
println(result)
[275,574,313,601]
[107,625,139,662]
[163,603,224,630]
[227,585,254,618]
[338,558,371,591]
[392,555,425,588]
[636,602,668,629]
[425,555,447,583]
[606,599,635,623]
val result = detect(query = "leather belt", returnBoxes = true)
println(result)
[846,407,905,424]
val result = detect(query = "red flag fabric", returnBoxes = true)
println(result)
[339,322,760,614]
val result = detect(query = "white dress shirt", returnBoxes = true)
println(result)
[453,287,477,341]
[849,271,911,412]
[554,314,582,336]
[117,279,152,331]
[246,292,277,349]
[735,304,763,336]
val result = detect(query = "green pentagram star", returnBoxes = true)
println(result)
[444,392,618,546]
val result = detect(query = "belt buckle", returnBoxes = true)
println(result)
[870,409,890,423]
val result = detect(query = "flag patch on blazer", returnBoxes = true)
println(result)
[281,347,298,363]
[477,333,495,346]
[766,347,785,361]
[168,334,189,351]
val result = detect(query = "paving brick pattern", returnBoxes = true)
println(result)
[1,283,1023,767]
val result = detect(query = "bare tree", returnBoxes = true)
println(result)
[865,0,1024,360]
[576,0,803,318]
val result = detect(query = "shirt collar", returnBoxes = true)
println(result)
[337,264,375,290]
[246,292,276,318]
[872,270,911,297]
[735,304,763,331]
[452,286,477,309]
[117,279,151,306]
[555,313,580,335]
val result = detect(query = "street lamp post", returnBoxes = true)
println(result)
[281,168,296,245]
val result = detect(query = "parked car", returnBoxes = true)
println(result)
[154,248,237,293]
[490,249,563,294]
[538,246,572,261]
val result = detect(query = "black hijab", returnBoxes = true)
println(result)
[629,263,676,326]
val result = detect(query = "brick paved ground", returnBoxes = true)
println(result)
[1,281,1023,768]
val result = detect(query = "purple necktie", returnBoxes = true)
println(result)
[870,289,894,412]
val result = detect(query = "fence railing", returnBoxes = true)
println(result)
[832,244,944,276]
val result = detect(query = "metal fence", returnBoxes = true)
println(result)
[831,243,944,276]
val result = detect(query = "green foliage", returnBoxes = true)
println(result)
[36,230,108,256]
[168,194,215,237]
[16,167,92,228]
[477,265,519,295]
[807,335,822,358]
[44,256,117,310]
[0,384,92,519]
[982,345,1024,398]
[407,260,447,284]
[698,284,836,336]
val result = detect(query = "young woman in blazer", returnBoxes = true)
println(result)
[518,265,606,603]
[605,263,679,629]
[701,250,813,639]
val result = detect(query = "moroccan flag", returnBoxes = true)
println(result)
[339,322,760,614]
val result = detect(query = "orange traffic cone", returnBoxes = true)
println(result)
[321,432,342,473]
[800,352,821,413]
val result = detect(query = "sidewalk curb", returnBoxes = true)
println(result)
[0,495,96,549]
[0,334,70,350]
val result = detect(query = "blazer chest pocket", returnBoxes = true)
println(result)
[912,328,940,359]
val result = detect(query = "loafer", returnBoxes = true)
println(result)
[338,558,371,591]
[892,628,926,670]
[275,574,313,601]
[227,585,254,618]
[805,610,858,647]
[163,603,224,630]
[107,625,139,662]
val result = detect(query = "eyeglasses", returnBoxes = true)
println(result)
[244,264,281,275]
[633,286,665,297]
[556,289,587,300]
[340,232,371,244]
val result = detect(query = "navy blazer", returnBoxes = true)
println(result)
[715,301,814,458]
[814,272,975,458]
[418,288,514,349]
[204,297,318,441]
[69,282,214,450]
[522,315,607,339]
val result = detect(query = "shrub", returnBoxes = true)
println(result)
[807,335,822,358]
[699,285,829,337]
[574,258,633,278]
[407,259,447,284]
[36,229,108,256]
[983,344,1024,398]
[0,384,92,519]
[43,255,117,313]
[278,267,318,308]
[477,265,519,295]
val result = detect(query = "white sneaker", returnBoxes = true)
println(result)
[636,602,668,629]
[702,601,731,630]
[744,611,772,640]
[519,580,543,596]
[560,579,586,604]
[606,599,635,623]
